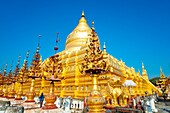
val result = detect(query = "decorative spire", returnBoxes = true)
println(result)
[120,59,123,63]
[22,50,29,71]
[103,42,106,52]
[54,32,60,54]
[9,60,13,74]
[160,66,166,79]
[142,62,148,80]
[160,66,162,73]
[81,10,85,17]
[138,69,140,74]
[4,64,8,76]
[92,21,95,31]
[18,50,30,83]
[142,62,144,69]
[38,35,42,50]
[103,42,108,60]
[14,56,21,77]
[29,36,42,77]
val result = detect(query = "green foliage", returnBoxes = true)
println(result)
[149,77,160,86]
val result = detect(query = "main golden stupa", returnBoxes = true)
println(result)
[16,11,161,107]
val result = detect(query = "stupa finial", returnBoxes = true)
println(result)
[4,63,8,76]
[37,35,42,52]
[142,62,144,69]
[92,21,95,31]
[160,66,162,73]
[82,10,85,17]
[103,42,106,52]
[54,32,60,54]
[9,60,13,73]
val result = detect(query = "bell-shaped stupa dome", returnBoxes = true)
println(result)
[65,11,92,52]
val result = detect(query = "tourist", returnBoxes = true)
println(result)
[132,96,137,109]
[140,96,144,111]
[150,94,158,112]
[39,93,44,108]
[143,96,149,112]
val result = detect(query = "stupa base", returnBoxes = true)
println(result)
[15,98,22,100]
[25,100,35,103]
[42,104,57,110]
[22,101,39,109]
[7,97,15,99]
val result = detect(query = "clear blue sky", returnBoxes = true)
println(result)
[0,0,170,78]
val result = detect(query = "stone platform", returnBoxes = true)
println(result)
[24,108,63,113]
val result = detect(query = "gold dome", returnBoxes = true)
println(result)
[65,11,92,52]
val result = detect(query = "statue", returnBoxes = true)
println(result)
[107,76,123,106]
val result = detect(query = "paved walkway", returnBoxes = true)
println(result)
[155,97,170,113]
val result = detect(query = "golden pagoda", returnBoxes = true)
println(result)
[0,69,4,97]
[2,64,10,98]
[19,11,161,109]
[25,40,42,103]
[7,60,18,99]
[16,52,29,100]
[156,67,167,90]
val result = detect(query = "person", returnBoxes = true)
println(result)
[143,96,148,113]
[132,96,136,109]
[150,95,158,112]
[39,93,44,108]
[140,96,144,111]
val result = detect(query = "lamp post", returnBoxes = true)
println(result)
[80,24,108,113]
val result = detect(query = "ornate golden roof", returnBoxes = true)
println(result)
[65,11,92,52]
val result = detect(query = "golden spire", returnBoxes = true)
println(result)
[81,10,85,17]
[160,66,162,73]
[79,11,87,23]
[142,62,144,69]
[138,69,140,75]
[103,42,106,52]
[160,66,166,79]
[92,21,95,31]
[142,62,148,80]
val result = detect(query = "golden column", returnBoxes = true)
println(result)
[80,23,108,113]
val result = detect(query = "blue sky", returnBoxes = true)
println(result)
[0,0,170,78]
